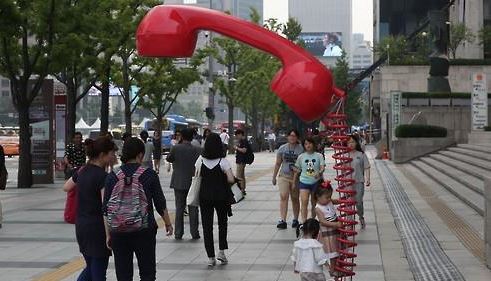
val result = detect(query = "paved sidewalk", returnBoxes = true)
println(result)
[0,150,387,281]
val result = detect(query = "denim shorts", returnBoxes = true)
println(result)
[298,181,319,192]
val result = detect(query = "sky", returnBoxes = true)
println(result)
[263,0,373,42]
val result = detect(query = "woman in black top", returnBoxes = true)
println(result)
[195,133,236,267]
[63,136,117,281]
[103,137,173,281]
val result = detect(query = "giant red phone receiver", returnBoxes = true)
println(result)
[136,5,345,122]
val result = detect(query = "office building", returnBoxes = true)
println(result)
[288,0,352,67]
[351,33,373,69]
[373,0,489,59]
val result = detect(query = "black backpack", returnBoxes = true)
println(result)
[244,141,254,165]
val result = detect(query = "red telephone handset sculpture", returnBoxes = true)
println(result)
[136,5,345,123]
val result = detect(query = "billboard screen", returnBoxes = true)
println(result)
[299,32,343,57]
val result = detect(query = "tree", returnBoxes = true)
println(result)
[374,36,409,65]
[136,58,201,134]
[0,0,59,188]
[51,0,103,141]
[333,51,362,125]
[449,23,475,59]
[111,0,160,134]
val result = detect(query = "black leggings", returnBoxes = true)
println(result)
[200,200,229,258]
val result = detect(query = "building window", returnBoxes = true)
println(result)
[2,90,9,97]
[1,79,9,87]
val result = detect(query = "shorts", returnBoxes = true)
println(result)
[298,181,319,192]
[277,176,299,200]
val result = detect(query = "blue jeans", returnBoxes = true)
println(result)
[77,255,109,281]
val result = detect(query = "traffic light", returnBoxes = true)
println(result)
[205,107,215,120]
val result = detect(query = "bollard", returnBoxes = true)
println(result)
[485,177,491,269]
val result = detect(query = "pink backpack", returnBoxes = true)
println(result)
[107,167,149,232]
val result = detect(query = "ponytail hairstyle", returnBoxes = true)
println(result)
[84,136,116,161]
[297,218,320,239]
[314,180,333,201]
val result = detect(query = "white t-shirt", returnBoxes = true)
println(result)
[194,156,231,172]
[143,141,154,162]
[267,133,276,141]
[220,132,230,145]
[291,239,329,274]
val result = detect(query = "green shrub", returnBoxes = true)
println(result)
[484,126,491,131]
[395,124,448,138]
[402,92,491,99]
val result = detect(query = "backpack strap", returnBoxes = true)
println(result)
[133,166,147,178]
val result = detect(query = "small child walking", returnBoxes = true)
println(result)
[314,182,341,277]
[292,219,330,281]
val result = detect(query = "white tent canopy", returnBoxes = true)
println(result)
[90,118,101,129]
[75,118,91,129]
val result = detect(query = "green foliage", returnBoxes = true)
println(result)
[374,35,429,65]
[484,126,491,131]
[395,124,448,138]
[136,58,201,131]
[449,23,475,59]
[332,51,362,125]
[478,25,491,58]
[402,92,491,99]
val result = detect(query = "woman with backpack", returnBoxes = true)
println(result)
[103,137,173,281]
[63,136,117,281]
[196,133,236,267]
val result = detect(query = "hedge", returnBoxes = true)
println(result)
[402,92,491,99]
[395,124,448,138]
[389,59,491,66]
[485,126,491,131]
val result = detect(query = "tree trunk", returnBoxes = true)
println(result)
[122,56,132,134]
[260,114,266,152]
[100,62,110,135]
[66,81,77,143]
[227,101,234,154]
[251,102,259,141]
[17,105,33,188]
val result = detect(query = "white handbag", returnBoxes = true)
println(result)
[230,182,244,204]
[186,160,202,207]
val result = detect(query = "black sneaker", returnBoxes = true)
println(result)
[292,219,300,229]
[277,220,287,229]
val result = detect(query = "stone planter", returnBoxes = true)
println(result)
[391,136,456,163]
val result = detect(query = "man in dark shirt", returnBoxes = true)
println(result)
[166,128,201,240]
[64,132,86,179]
[234,129,249,195]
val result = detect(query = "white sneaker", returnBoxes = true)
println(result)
[217,252,228,265]
[208,258,216,267]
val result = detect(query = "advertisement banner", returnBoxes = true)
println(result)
[298,32,343,57]
[391,91,402,140]
[29,79,54,184]
[471,73,488,130]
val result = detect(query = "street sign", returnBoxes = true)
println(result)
[471,73,488,130]
[391,91,402,140]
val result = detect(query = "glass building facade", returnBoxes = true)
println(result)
[378,0,448,40]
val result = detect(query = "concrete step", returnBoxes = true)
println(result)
[419,157,483,195]
[428,154,490,180]
[438,150,491,172]
[456,143,491,154]
[446,147,491,162]
[410,160,484,216]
